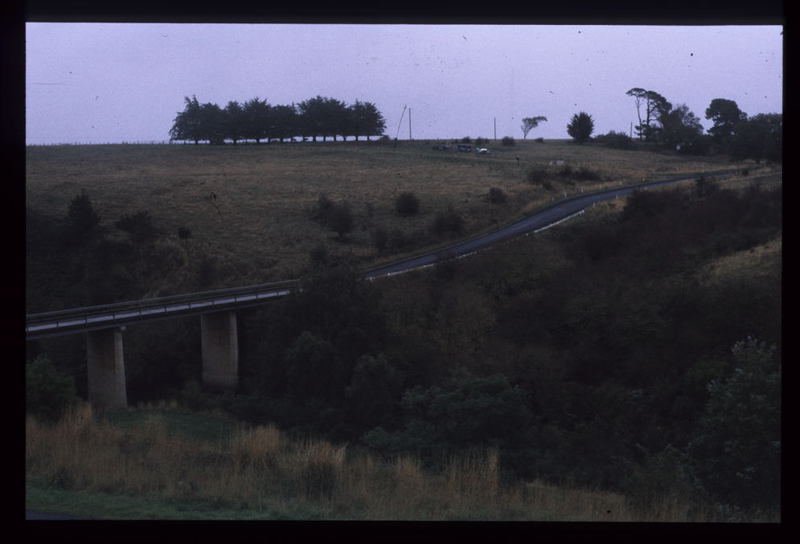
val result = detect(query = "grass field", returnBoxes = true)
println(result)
[27,402,769,521]
[26,139,757,292]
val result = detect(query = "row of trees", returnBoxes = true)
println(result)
[623,88,782,161]
[169,95,387,145]
[519,89,780,162]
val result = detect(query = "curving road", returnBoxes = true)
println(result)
[25,168,746,339]
[363,168,744,278]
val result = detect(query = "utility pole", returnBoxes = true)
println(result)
[494,117,497,141]
[408,108,412,140]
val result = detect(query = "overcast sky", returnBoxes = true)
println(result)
[25,23,783,145]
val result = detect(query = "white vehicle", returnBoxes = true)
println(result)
[476,147,490,154]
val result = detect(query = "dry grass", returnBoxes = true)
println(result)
[701,234,782,283]
[26,140,758,292]
[26,402,774,521]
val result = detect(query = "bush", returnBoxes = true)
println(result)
[567,112,594,143]
[687,338,781,510]
[311,195,354,238]
[595,131,633,150]
[526,166,549,185]
[501,136,515,146]
[66,189,101,245]
[460,136,472,143]
[115,211,161,245]
[557,165,601,182]
[372,226,389,252]
[311,194,336,224]
[431,207,465,237]
[395,192,420,216]
[475,137,488,147]
[26,355,78,423]
[327,203,354,239]
[488,187,507,204]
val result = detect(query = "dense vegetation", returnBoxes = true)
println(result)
[28,175,781,516]
[169,95,386,145]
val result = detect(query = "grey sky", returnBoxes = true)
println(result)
[25,23,782,145]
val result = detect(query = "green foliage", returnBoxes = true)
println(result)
[327,203,354,239]
[521,116,547,139]
[526,165,549,185]
[658,103,705,152]
[566,112,594,143]
[344,354,404,429]
[284,331,343,403]
[66,190,101,244]
[170,95,386,144]
[431,207,465,237]
[487,187,507,204]
[115,211,161,245]
[311,195,353,238]
[395,191,420,216]
[687,338,781,509]
[594,130,633,149]
[363,372,532,466]
[705,98,747,144]
[26,355,78,423]
[729,113,782,163]
[371,226,389,252]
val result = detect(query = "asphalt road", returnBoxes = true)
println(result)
[25,168,745,338]
[364,169,742,279]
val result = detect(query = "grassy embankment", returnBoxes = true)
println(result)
[26,139,759,302]
[26,402,745,521]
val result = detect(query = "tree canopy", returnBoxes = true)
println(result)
[567,112,594,143]
[169,95,386,144]
[521,116,548,139]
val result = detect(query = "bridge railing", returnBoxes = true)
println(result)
[26,279,298,337]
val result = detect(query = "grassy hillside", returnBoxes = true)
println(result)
[27,402,753,521]
[27,171,781,520]
[26,140,750,299]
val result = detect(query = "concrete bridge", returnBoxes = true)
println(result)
[26,281,295,410]
[25,168,750,410]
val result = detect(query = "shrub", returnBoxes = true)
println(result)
[567,112,594,143]
[327,203,354,239]
[687,338,781,510]
[66,189,101,244]
[526,166,549,185]
[372,226,389,252]
[475,137,488,147]
[311,194,336,224]
[595,130,633,150]
[501,136,515,146]
[431,207,465,237]
[311,195,354,238]
[533,137,544,143]
[26,355,78,423]
[115,211,161,245]
[395,192,420,216]
[460,136,472,143]
[488,187,507,204]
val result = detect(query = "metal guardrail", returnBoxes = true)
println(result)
[26,167,764,339]
[26,280,297,338]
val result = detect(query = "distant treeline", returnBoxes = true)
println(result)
[169,95,388,145]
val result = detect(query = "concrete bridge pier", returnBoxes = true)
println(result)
[87,327,128,411]
[201,311,239,391]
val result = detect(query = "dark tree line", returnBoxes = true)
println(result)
[618,88,782,161]
[169,95,387,145]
